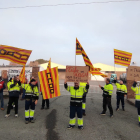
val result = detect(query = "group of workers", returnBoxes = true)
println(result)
[0,74,140,128]
[64,77,140,130]
[0,75,49,124]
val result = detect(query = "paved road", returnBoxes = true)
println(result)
[0,81,140,140]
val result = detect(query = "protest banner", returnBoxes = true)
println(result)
[8,67,32,82]
[65,66,89,82]
[127,66,140,81]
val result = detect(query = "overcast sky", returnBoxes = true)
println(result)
[0,0,140,67]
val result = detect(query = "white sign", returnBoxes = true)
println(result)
[8,68,32,83]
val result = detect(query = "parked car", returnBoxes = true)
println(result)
[110,74,117,83]
[120,73,127,83]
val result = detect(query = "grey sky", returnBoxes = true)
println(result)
[0,0,140,67]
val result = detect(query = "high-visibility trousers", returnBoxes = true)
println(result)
[25,99,35,121]
[82,95,86,113]
[69,106,83,128]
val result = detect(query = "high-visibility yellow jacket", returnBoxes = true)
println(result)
[7,81,12,91]
[9,82,21,97]
[66,86,88,107]
[22,84,39,100]
[102,84,113,97]
[115,83,127,96]
[131,86,140,102]
[80,82,87,87]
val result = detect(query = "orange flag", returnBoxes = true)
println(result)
[76,38,95,71]
[90,71,107,78]
[0,45,32,65]
[114,49,132,67]
[19,66,25,83]
[38,67,61,99]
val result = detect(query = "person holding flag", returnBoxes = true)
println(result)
[41,58,51,110]
[64,80,89,130]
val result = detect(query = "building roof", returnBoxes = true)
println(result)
[93,63,126,72]
[40,62,126,72]
[40,62,66,69]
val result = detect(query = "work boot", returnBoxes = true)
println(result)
[5,114,10,118]
[46,107,49,109]
[41,107,44,110]
[78,127,84,130]
[110,114,113,118]
[83,112,86,116]
[25,121,29,124]
[31,119,35,123]
[122,108,125,111]
[100,112,106,115]
[1,108,4,111]
[67,125,74,130]
[116,108,119,111]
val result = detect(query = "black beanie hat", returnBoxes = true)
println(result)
[30,79,36,82]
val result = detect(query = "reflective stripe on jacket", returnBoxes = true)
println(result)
[115,83,127,95]
[22,84,39,100]
[9,82,20,97]
[67,86,87,106]
[103,84,113,96]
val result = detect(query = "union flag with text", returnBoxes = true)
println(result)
[0,45,32,65]
[76,38,95,71]
[38,67,61,99]
[114,49,132,67]
[19,66,25,83]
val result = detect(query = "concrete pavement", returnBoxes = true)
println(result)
[0,81,140,140]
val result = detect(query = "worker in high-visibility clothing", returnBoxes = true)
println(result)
[22,78,39,124]
[99,78,113,118]
[5,76,21,118]
[114,78,127,111]
[64,80,89,130]
[80,82,88,116]
[131,80,140,127]
[7,78,15,109]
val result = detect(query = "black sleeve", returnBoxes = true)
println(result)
[64,83,68,89]
[10,84,15,88]
[133,81,137,87]
[86,84,89,90]
[101,87,104,90]
[18,81,21,86]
